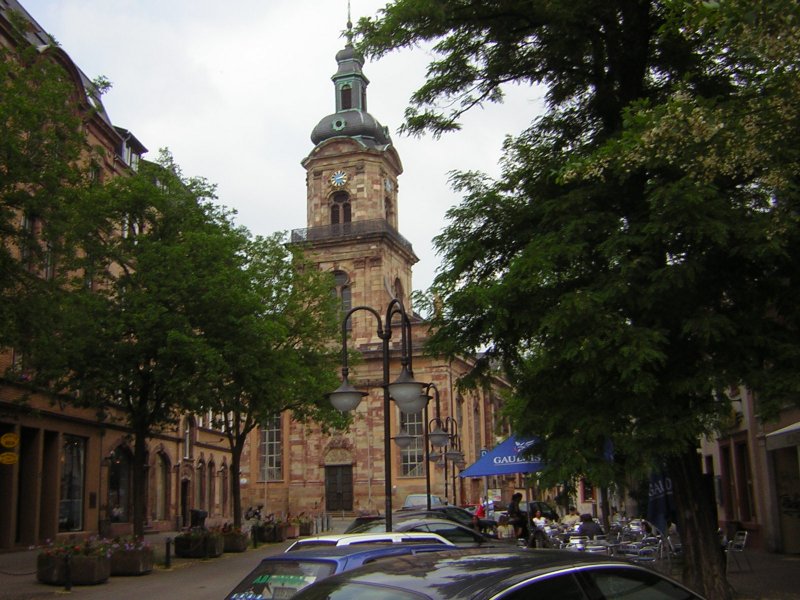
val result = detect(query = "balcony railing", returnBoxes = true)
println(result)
[290,219,414,253]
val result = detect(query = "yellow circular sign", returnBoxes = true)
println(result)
[0,452,19,465]
[0,433,19,449]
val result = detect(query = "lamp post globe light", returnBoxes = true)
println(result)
[327,299,427,532]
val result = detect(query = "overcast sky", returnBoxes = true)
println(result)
[21,0,545,294]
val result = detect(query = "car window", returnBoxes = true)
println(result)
[583,568,699,599]
[225,560,336,600]
[498,573,587,600]
[287,540,338,551]
[415,522,482,544]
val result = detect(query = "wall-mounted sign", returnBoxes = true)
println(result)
[1,432,19,449]
[0,452,18,465]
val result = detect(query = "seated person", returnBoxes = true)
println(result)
[578,513,604,539]
[531,509,548,528]
[496,515,514,539]
[562,506,581,527]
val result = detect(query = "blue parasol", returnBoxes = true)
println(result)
[459,436,545,478]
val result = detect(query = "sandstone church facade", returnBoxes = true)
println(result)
[237,30,514,518]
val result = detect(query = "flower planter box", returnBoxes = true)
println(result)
[298,522,313,537]
[37,554,110,586]
[286,524,299,539]
[253,524,274,543]
[223,532,249,553]
[174,534,223,558]
[110,548,154,575]
[275,523,287,542]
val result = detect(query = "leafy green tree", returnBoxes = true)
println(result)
[189,230,345,529]
[0,33,95,348]
[357,1,800,597]
[23,154,228,536]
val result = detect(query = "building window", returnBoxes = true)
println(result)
[330,191,351,225]
[400,410,424,477]
[221,465,229,516]
[260,414,283,481]
[393,278,404,305]
[43,242,55,281]
[735,442,755,521]
[208,460,215,514]
[109,446,132,523]
[183,419,194,460]
[196,461,206,510]
[59,435,86,532]
[155,452,169,521]
[581,479,595,503]
[332,270,352,331]
[20,213,37,271]
[340,84,352,110]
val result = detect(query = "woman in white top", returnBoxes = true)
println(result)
[532,509,548,528]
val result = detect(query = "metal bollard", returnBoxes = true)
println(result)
[165,537,172,569]
[63,553,72,592]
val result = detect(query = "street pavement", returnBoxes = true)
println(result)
[1,518,798,600]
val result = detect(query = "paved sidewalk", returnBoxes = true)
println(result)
[1,519,798,600]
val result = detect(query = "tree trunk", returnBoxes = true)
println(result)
[230,437,244,529]
[600,486,611,532]
[667,445,732,600]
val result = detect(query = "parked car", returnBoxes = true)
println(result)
[399,505,498,534]
[224,543,452,600]
[345,517,495,547]
[290,547,706,600]
[401,493,447,508]
[526,500,559,522]
[285,531,454,552]
[347,505,497,535]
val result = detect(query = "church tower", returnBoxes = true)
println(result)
[294,18,418,340]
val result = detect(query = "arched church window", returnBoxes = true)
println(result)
[330,192,351,225]
[341,84,352,110]
[394,278,404,305]
[333,270,352,330]
[385,196,394,222]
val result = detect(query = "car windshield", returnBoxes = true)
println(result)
[225,559,336,600]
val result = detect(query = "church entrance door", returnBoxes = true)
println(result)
[325,465,353,512]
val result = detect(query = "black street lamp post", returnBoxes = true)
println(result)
[327,299,427,532]
[423,383,450,510]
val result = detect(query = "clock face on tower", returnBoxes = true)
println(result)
[330,170,348,187]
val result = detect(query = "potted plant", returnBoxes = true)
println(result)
[221,523,249,553]
[269,516,287,542]
[109,536,154,575]
[294,513,313,537]
[36,536,111,586]
[173,527,223,558]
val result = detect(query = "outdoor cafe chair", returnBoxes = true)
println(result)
[726,531,751,572]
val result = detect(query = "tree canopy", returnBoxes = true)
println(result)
[0,39,93,348]
[357,1,800,596]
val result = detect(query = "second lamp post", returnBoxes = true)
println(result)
[327,299,427,532]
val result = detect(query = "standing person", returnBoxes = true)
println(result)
[472,499,486,531]
[507,492,526,539]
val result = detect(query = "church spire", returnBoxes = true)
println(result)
[309,5,392,148]
[346,0,353,46]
